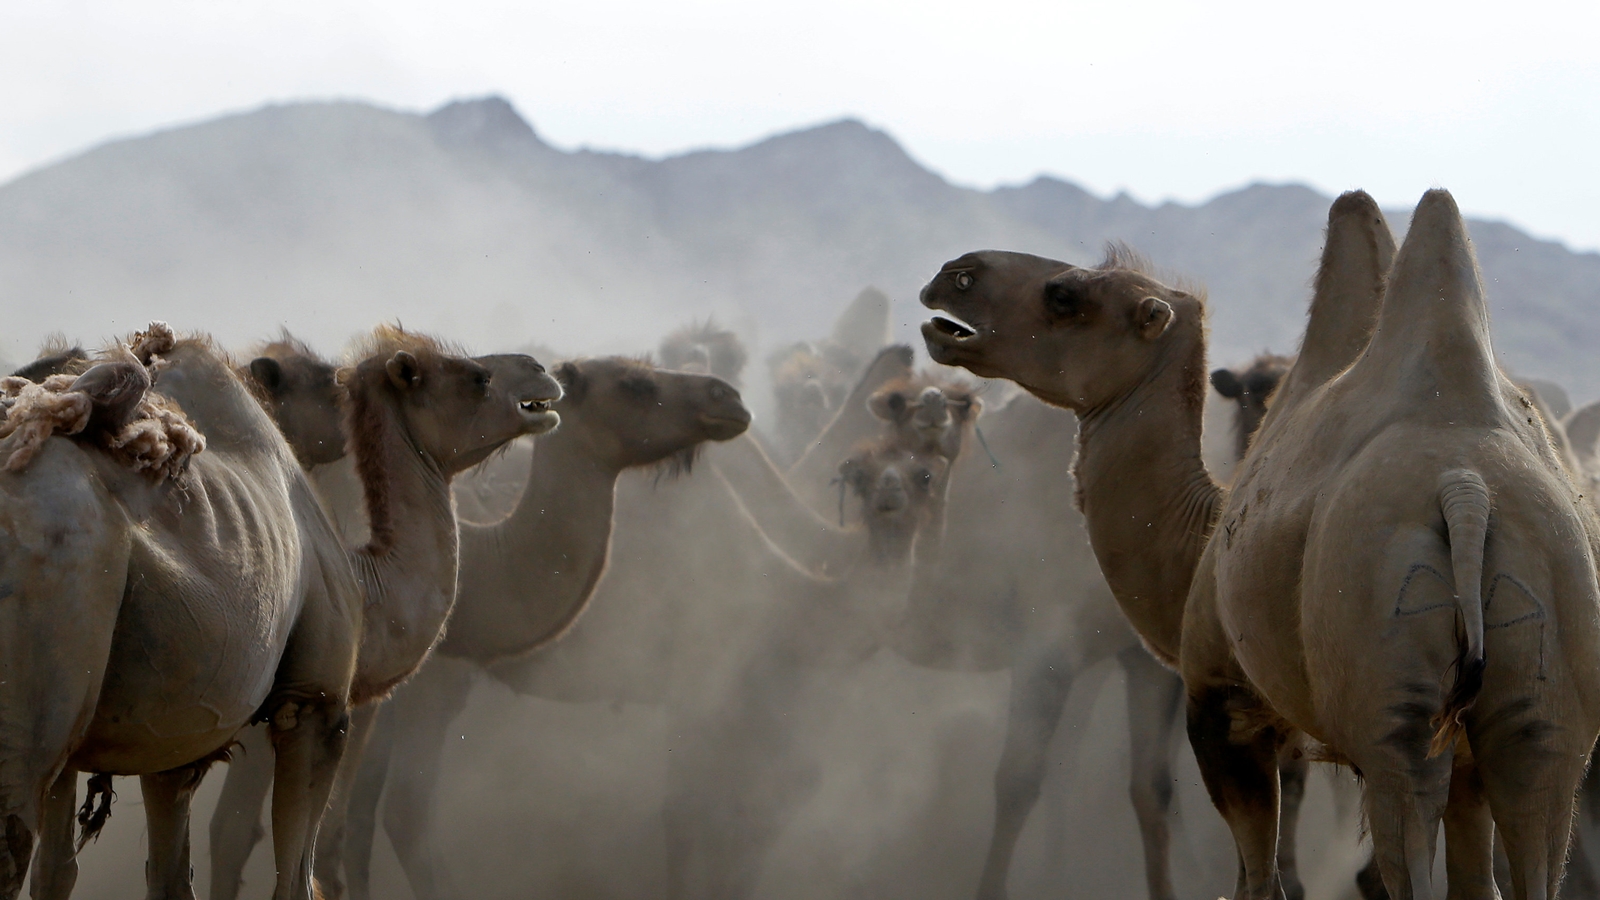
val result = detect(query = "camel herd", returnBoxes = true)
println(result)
[0,186,1596,900]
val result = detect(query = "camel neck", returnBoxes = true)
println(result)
[1072,321,1220,664]
[443,427,620,662]
[347,395,461,702]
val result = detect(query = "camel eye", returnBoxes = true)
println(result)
[473,372,491,390]
[954,272,973,290]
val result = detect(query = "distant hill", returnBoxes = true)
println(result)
[4,95,1598,398]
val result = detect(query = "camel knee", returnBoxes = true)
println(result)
[992,765,1044,813]
[1128,770,1175,823]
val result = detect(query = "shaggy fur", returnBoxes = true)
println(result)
[0,323,204,481]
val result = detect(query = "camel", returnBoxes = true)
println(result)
[0,324,560,900]
[709,369,977,575]
[888,356,1295,900]
[201,335,568,900]
[215,354,751,900]
[1210,354,1294,464]
[767,286,893,464]
[659,319,750,385]
[921,189,1600,899]
[244,334,348,469]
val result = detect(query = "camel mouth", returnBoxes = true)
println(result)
[929,315,977,339]
[699,413,751,440]
[518,404,560,434]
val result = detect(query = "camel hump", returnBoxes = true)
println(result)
[830,286,892,358]
[1564,400,1600,464]
[1365,189,1498,403]
[1279,190,1394,405]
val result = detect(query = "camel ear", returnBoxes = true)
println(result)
[868,390,909,423]
[385,351,423,390]
[249,357,283,395]
[554,361,586,404]
[1136,297,1173,340]
[1210,369,1243,399]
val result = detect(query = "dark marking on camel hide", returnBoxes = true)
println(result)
[1393,563,1454,617]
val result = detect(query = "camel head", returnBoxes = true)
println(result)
[920,247,1205,413]
[839,441,948,562]
[770,343,845,441]
[550,356,750,472]
[245,335,346,467]
[658,321,748,387]
[868,375,980,462]
[1209,353,1292,461]
[343,326,563,477]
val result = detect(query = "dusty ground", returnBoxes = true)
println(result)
[48,651,1371,900]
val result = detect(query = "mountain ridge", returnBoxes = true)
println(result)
[3,95,1596,397]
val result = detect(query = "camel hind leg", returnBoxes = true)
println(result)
[1348,694,1456,900]
[1441,748,1498,900]
[208,724,274,900]
[1474,699,1593,900]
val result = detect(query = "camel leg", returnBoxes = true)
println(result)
[972,644,1077,900]
[312,702,379,900]
[1356,853,1391,900]
[1476,716,1592,900]
[1185,687,1285,900]
[1561,760,1600,900]
[267,698,349,900]
[142,764,208,900]
[1441,752,1499,900]
[1119,645,1185,900]
[1276,751,1309,900]
[380,661,475,900]
[208,725,274,900]
[26,770,77,900]
[1350,719,1453,900]
[342,701,397,900]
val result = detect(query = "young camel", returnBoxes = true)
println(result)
[223,356,751,900]
[922,189,1600,899]
[1,325,560,900]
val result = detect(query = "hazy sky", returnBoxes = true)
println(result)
[5,0,1598,249]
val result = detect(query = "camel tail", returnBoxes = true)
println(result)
[74,773,116,851]
[1430,468,1490,757]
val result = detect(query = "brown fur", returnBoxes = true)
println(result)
[339,325,478,552]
